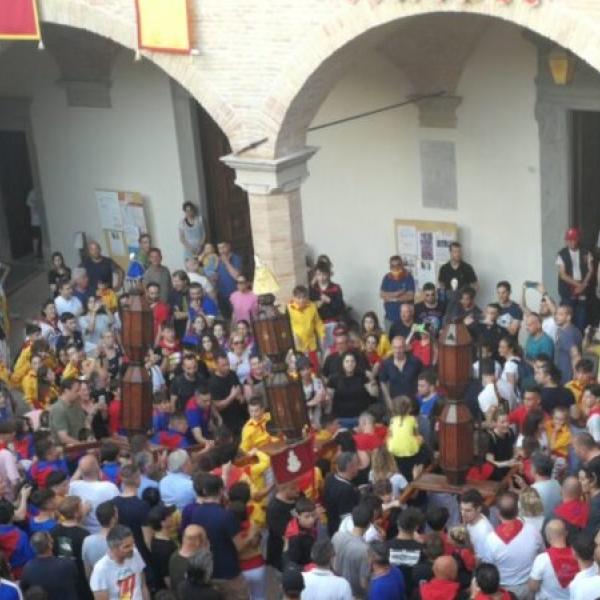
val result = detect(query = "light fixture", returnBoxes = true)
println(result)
[548,48,575,86]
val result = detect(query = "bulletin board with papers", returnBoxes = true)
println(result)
[95,189,149,271]
[394,219,458,290]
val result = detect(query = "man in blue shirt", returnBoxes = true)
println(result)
[367,541,405,600]
[496,280,523,340]
[416,370,442,446]
[524,313,554,362]
[216,242,242,319]
[380,336,422,409]
[380,256,415,329]
[180,473,248,596]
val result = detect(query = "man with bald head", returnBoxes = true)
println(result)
[68,455,119,533]
[481,491,543,599]
[417,555,465,600]
[573,431,600,466]
[81,241,122,293]
[553,476,589,533]
[529,519,578,600]
[169,524,208,593]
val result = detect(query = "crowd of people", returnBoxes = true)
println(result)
[0,215,598,600]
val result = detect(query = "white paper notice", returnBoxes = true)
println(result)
[108,231,125,256]
[123,225,140,248]
[434,231,455,263]
[96,190,123,230]
[397,225,418,256]
[123,204,147,231]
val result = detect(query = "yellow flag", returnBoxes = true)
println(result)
[136,0,191,53]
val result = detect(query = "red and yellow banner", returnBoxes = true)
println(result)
[135,0,191,54]
[0,0,40,40]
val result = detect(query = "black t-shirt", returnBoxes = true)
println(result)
[171,373,208,412]
[541,386,575,414]
[21,556,79,600]
[438,261,477,291]
[329,373,371,418]
[323,474,360,537]
[51,523,92,600]
[208,371,248,435]
[56,331,84,353]
[266,496,295,571]
[322,350,370,380]
[113,496,151,563]
[472,323,503,357]
[488,429,516,480]
[81,256,113,293]
[389,320,413,340]
[414,301,446,334]
[387,538,424,595]
[48,267,72,290]
[151,537,178,590]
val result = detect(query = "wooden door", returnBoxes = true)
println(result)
[0,131,34,259]
[571,111,600,249]
[197,105,254,274]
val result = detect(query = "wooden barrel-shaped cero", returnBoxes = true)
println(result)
[437,321,473,399]
[439,399,474,485]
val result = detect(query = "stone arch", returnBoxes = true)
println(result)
[39,0,246,149]
[265,0,599,158]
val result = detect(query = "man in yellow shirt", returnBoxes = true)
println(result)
[288,285,324,370]
[565,358,595,413]
[239,397,278,453]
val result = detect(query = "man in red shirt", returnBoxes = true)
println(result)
[508,385,541,433]
[145,282,170,343]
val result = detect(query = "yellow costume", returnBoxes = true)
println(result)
[239,412,277,454]
[545,421,571,459]
[97,289,118,313]
[287,301,324,352]
[62,362,80,381]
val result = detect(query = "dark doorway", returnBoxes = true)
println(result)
[571,111,600,249]
[196,105,254,274]
[0,131,34,259]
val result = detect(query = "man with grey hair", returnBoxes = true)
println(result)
[134,450,159,499]
[158,449,195,509]
[72,266,92,307]
[302,539,352,599]
[323,451,360,536]
[90,525,149,600]
[21,531,79,599]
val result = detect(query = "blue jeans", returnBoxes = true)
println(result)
[336,417,359,429]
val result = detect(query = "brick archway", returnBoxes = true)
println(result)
[40,0,245,149]
[264,0,599,158]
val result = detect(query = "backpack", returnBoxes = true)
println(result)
[510,357,534,396]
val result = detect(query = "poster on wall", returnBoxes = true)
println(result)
[95,189,149,271]
[394,219,458,290]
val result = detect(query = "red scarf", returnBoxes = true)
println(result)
[554,499,589,528]
[588,406,600,418]
[494,519,523,544]
[419,578,461,600]
[474,592,511,600]
[546,546,579,588]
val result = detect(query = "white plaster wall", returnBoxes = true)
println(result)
[303,21,542,319]
[0,44,187,273]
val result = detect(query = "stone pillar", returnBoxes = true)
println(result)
[221,147,318,302]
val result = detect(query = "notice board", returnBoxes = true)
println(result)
[394,219,458,290]
[95,189,148,272]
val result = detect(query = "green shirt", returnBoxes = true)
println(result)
[49,398,86,444]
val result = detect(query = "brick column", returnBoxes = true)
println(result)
[221,147,317,302]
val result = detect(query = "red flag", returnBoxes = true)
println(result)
[270,438,315,484]
[0,0,40,40]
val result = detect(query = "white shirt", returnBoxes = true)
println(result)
[570,573,600,600]
[302,568,353,600]
[90,548,145,600]
[542,317,558,342]
[68,480,119,533]
[467,515,493,559]
[478,383,499,415]
[530,551,570,600]
[481,520,544,586]
[557,251,582,281]
[569,564,598,599]
[498,358,520,408]
[587,413,600,443]
[186,271,214,294]
[158,472,196,510]
[54,295,83,317]
[338,514,381,542]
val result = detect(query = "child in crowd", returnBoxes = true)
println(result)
[284,497,318,568]
[28,439,69,489]
[198,243,219,280]
[100,442,122,485]
[28,489,58,533]
[387,395,423,481]
[96,278,118,313]
[288,285,324,372]
[151,413,190,450]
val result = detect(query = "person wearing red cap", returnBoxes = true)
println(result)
[556,227,594,332]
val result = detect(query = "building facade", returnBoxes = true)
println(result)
[2,0,600,314]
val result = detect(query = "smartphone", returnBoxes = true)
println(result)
[524,281,539,289]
